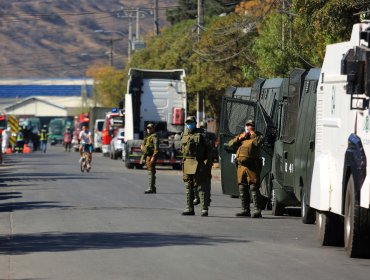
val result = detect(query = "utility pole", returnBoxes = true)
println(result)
[154,0,159,35]
[109,38,113,66]
[136,8,140,42]
[128,17,133,61]
[196,0,205,124]
[281,0,285,51]
[101,38,123,67]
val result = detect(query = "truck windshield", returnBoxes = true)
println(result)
[97,121,104,132]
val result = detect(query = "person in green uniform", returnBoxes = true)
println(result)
[193,121,212,207]
[141,123,159,194]
[228,120,263,218]
[181,116,213,216]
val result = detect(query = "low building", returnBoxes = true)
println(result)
[0,78,98,118]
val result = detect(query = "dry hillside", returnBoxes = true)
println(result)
[0,0,176,78]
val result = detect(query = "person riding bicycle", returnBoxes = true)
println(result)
[79,124,93,167]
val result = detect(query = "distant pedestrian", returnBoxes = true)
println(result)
[15,128,25,153]
[39,125,48,153]
[64,127,72,152]
[1,127,11,154]
[141,123,158,194]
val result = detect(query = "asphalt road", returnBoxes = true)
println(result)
[0,146,369,280]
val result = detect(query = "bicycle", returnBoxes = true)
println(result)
[80,146,92,173]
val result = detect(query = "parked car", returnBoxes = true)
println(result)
[93,119,104,152]
[110,128,125,160]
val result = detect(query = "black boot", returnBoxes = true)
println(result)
[199,185,209,216]
[144,172,156,193]
[250,184,262,218]
[235,184,251,217]
[182,183,194,216]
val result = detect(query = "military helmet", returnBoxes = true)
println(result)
[185,116,196,123]
[245,119,255,126]
[146,123,155,128]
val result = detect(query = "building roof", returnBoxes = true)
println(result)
[0,78,94,98]
[0,85,93,98]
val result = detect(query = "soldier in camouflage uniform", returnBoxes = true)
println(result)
[181,116,213,216]
[228,120,263,218]
[193,121,212,207]
[141,123,159,194]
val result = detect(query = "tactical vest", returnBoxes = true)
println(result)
[16,132,24,141]
[40,130,47,141]
[143,133,158,157]
[181,129,206,160]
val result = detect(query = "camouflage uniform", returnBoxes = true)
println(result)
[141,123,159,194]
[228,120,263,218]
[194,121,212,207]
[181,117,213,216]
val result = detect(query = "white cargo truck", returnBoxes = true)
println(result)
[310,22,370,258]
[123,68,187,169]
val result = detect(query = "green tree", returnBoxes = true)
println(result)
[86,65,125,107]
[127,13,257,119]
[188,13,257,117]
[166,0,241,25]
[245,0,369,79]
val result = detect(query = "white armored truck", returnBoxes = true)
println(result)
[310,22,370,258]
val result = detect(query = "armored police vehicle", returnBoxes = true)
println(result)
[220,68,319,224]
[310,22,370,258]
[123,68,187,169]
[269,68,319,224]
[219,82,276,203]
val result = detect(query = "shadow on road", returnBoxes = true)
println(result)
[0,201,70,212]
[0,231,248,255]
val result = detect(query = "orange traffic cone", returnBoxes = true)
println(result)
[23,144,30,154]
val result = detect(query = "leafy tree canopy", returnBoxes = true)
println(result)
[85,65,125,107]
[166,0,243,25]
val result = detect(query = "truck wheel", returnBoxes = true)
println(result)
[344,175,370,258]
[272,189,284,216]
[316,211,343,246]
[301,190,316,224]
[173,164,182,170]
[125,160,134,169]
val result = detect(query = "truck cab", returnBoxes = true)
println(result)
[123,68,186,169]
